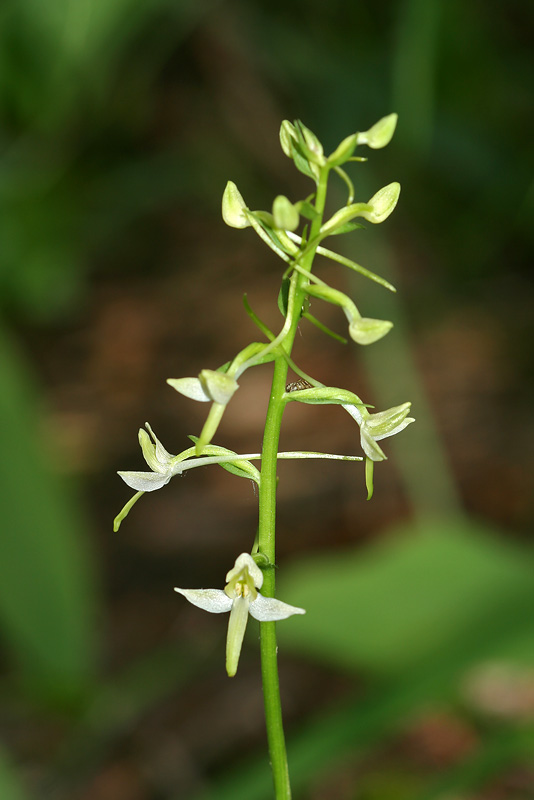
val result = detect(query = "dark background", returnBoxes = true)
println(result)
[1,1,533,798]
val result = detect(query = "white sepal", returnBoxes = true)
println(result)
[117,469,173,492]
[248,594,306,622]
[167,377,211,402]
[174,588,233,614]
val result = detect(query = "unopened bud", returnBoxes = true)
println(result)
[199,369,239,405]
[280,120,297,157]
[327,133,359,166]
[222,181,251,229]
[272,195,300,231]
[349,317,393,345]
[357,113,398,149]
[363,182,400,224]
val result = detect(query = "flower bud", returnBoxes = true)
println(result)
[297,121,325,163]
[272,195,300,231]
[362,182,400,224]
[357,113,398,149]
[349,317,393,345]
[167,371,238,405]
[320,202,373,236]
[327,133,359,166]
[280,120,297,157]
[199,369,239,405]
[222,181,251,228]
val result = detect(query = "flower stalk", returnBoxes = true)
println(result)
[114,113,412,799]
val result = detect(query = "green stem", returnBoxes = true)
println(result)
[257,165,330,799]
[258,356,291,799]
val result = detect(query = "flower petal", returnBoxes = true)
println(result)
[167,377,211,402]
[373,416,415,442]
[248,593,306,621]
[145,422,175,464]
[365,402,412,438]
[174,588,233,614]
[199,370,239,405]
[226,553,264,590]
[359,425,387,461]
[226,595,250,677]
[117,470,172,492]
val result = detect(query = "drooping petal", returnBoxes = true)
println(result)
[174,588,233,614]
[226,595,250,677]
[248,593,306,622]
[341,402,365,426]
[117,470,173,492]
[359,425,387,462]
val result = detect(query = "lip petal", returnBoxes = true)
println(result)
[226,595,250,677]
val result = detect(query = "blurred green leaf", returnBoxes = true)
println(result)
[197,518,534,800]
[278,518,534,676]
[0,750,28,800]
[0,323,97,702]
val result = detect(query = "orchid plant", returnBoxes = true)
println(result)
[114,113,413,799]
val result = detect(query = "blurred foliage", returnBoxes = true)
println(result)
[280,520,534,678]
[0,0,214,319]
[0,0,532,797]
[196,518,534,798]
[0,750,28,800]
[0,325,96,702]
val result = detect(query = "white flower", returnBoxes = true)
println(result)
[343,401,415,461]
[175,553,305,677]
[114,426,363,532]
[117,422,178,492]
